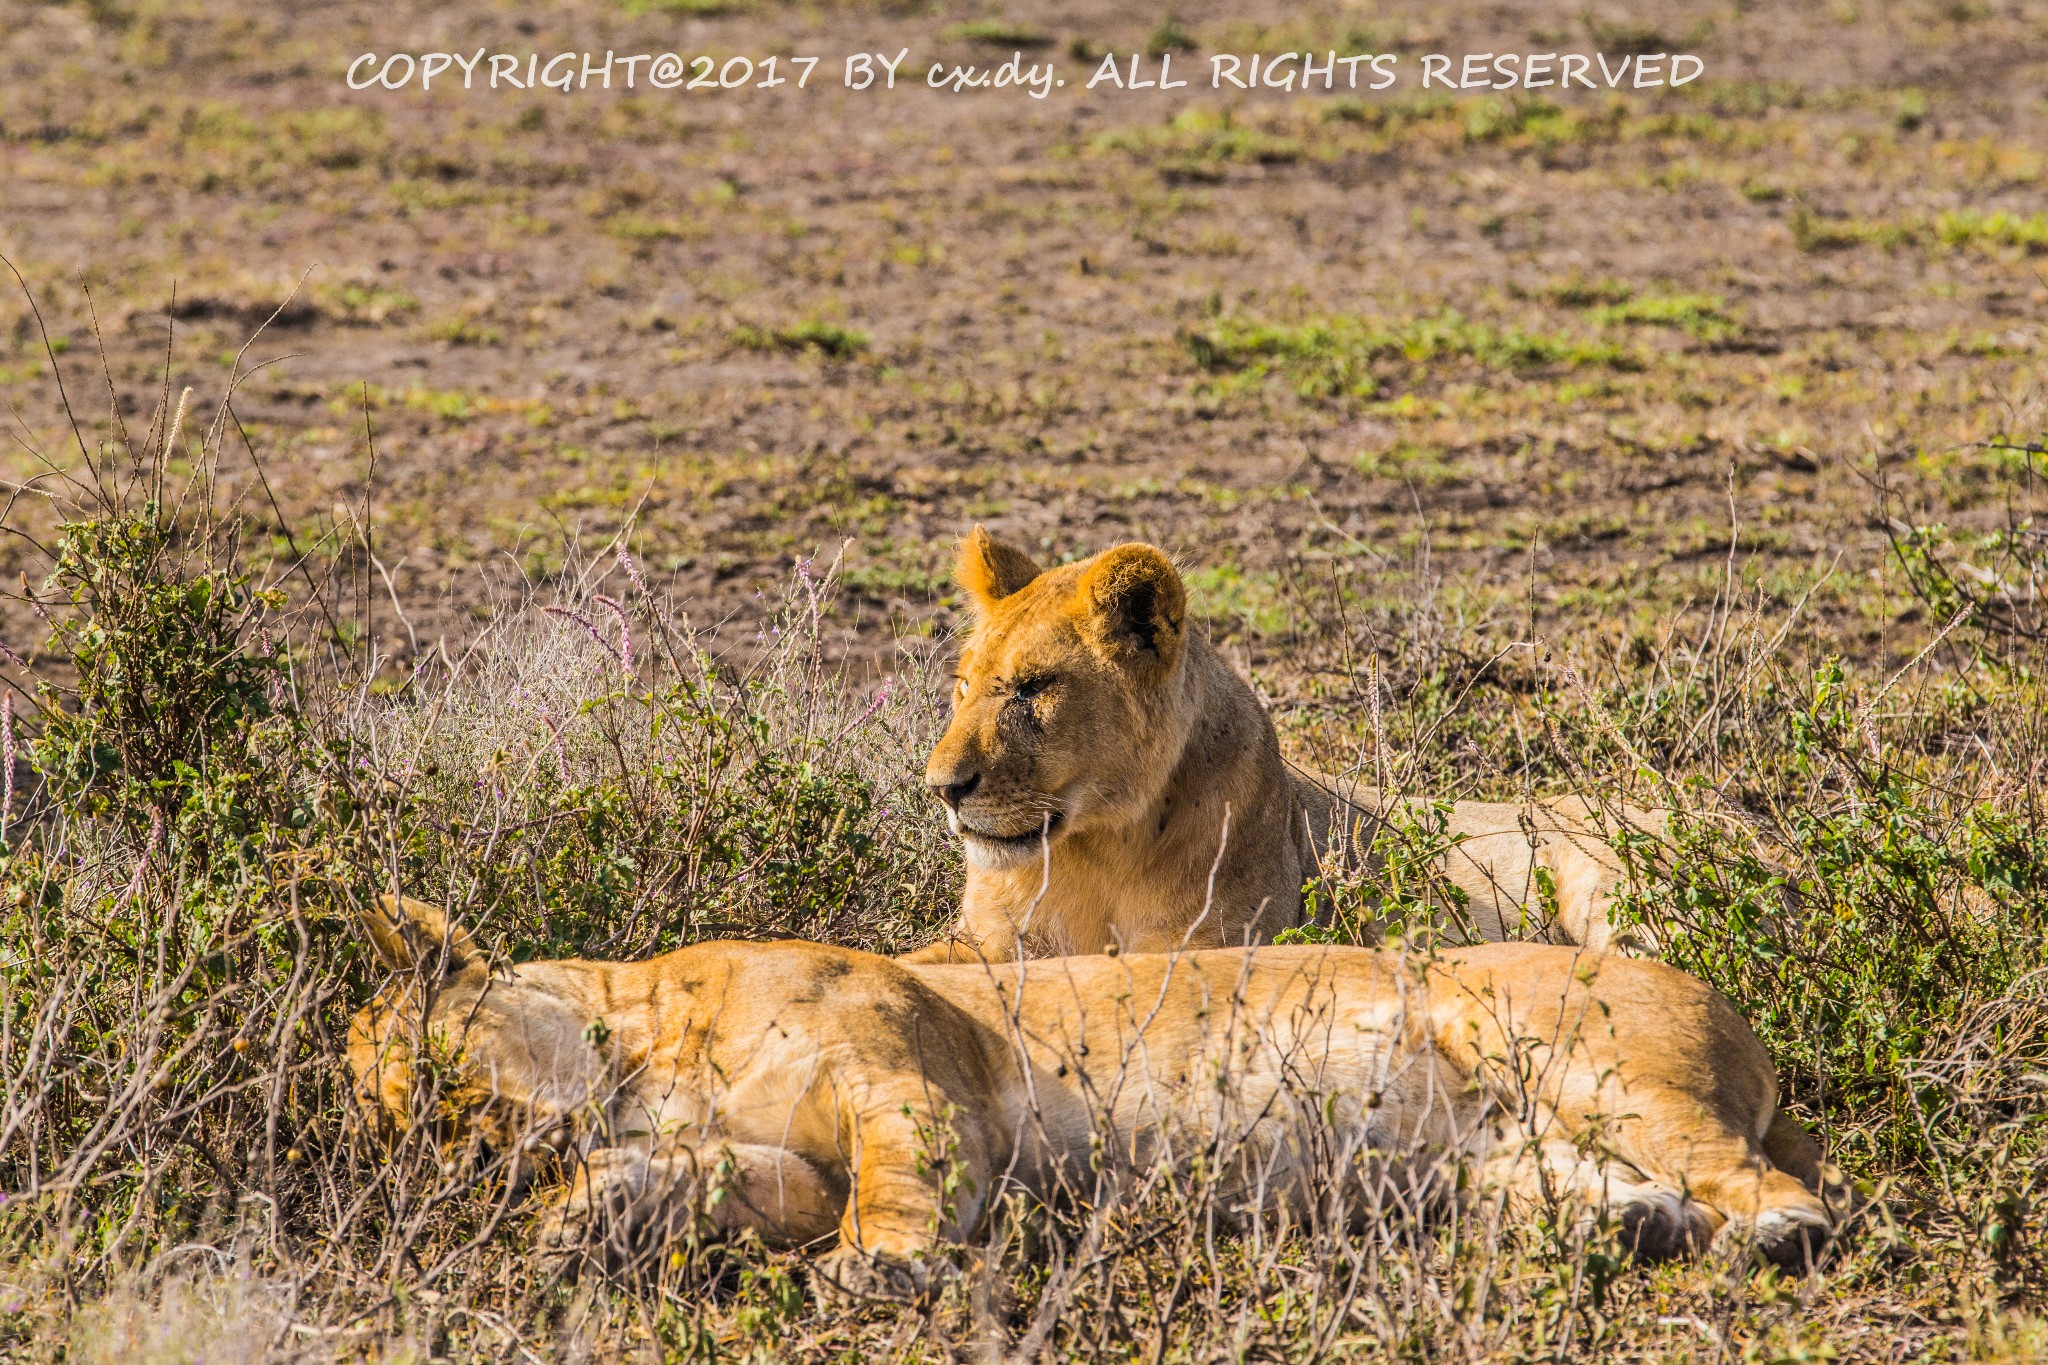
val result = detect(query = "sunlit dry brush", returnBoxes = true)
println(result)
[0,357,2043,1361]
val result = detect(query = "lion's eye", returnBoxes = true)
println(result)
[1012,675,1054,701]
[953,677,969,699]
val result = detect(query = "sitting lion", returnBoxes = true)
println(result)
[907,528,1666,964]
[349,895,1834,1292]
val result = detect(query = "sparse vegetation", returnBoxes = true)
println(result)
[731,319,871,358]
[1145,14,1198,57]
[1590,291,1745,344]
[1184,310,1631,399]
[1092,106,1306,173]
[938,19,1052,48]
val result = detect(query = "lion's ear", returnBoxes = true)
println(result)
[363,893,479,974]
[1074,544,1186,673]
[957,525,1044,613]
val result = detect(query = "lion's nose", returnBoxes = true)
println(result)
[931,772,980,809]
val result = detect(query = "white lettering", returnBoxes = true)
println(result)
[1596,53,1633,87]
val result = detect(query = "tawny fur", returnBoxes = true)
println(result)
[910,527,1667,965]
[349,896,1834,1291]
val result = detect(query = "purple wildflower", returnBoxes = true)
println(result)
[1,691,13,836]
[617,544,651,597]
[543,605,621,663]
[594,594,634,676]
[20,579,49,624]
[541,708,570,780]
[844,677,892,735]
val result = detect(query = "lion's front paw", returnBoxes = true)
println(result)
[533,1149,648,1276]
[809,1244,956,1307]
[534,1192,602,1278]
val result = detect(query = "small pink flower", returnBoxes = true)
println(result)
[540,707,570,780]
[844,677,892,736]
[543,605,621,664]
[593,594,633,676]
[617,544,651,597]
[1,691,13,836]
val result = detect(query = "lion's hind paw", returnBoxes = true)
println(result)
[809,1244,958,1307]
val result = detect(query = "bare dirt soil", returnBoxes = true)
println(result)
[3,0,2045,680]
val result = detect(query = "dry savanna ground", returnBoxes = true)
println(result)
[1,1,2046,1363]
[3,0,2046,677]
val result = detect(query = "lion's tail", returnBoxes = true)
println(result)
[361,893,479,974]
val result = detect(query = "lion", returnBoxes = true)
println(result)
[348,894,1836,1295]
[907,528,1667,965]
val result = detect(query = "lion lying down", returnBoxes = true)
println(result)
[349,896,1835,1296]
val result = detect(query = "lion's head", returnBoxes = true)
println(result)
[925,527,1194,872]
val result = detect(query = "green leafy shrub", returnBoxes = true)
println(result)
[29,506,292,838]
[1613,657,2048,1173]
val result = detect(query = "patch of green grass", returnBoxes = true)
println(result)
[839,558,948,602]
[1591,292,1745,344]
[315,281,418,324]
[1542,274,1635,308]
[938,19,1052,48]
[1183,563,1289,637]
[608,215,693,244]
[336,384,544,423]
[1789,204,1919,252]
[731,320,870,359]
[1184,311,1633,398]
[618,0,742,14]
[1354,443,1467,487]
[1092,108,1304,177]
[1145,15,1198,57]
[1791,205,2048,256]
[420,315,503,346]
[1894,88,1928,131]
[1935,208,2048,253]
